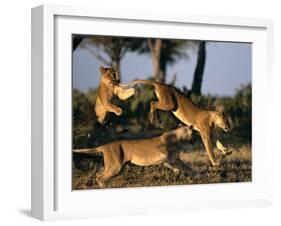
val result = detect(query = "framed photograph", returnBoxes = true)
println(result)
[31,4,274,221]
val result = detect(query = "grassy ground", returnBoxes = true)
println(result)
[72,132,251,190]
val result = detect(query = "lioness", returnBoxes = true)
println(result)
[95,66,136,125]
[73,126,193,188]
[131,80,231,166]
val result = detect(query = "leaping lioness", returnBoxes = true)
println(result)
[131,80,232,166]
[95,66,136,125]
[73,126,193,188]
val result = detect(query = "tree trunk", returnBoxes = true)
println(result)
[148,39,166,83]
[152,52,160,80]
[191,41,206,95]
[158,57,166,83]
[111,60,121,82]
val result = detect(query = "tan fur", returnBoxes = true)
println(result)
[95,66,135,124]
[132,80,231,166]
[73,126,193,188]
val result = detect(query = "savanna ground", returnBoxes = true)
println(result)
[72,131,251,190]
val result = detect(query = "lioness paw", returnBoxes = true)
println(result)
[115,108,123,116]
[96,178,106,188]
[211,160,220,167]
[173,168,180,175]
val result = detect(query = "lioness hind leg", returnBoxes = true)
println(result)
[103,102,123,116]
[95,173,107,188]
[95,165,123,188]
[95,98,108,125]
[150,99,175,127]
[96,111,108,125]
[96,170,113,188]
[149,101,158,125]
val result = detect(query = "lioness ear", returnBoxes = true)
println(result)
[99,66,106,74]
[178,123,183,127]
[216,106,224,114]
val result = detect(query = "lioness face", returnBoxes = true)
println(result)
[100,66,119,82]
[176,125,193,141]
[215,111,231,132]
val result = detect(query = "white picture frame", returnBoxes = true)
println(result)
[31,4,274,221]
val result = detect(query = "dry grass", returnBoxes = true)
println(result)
[72,141,251,190]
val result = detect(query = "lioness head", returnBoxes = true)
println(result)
[100,66,120,82]
[162,125,193,146]
[173,125,193,141]
[180,125,193,141]
[214,106,231,132]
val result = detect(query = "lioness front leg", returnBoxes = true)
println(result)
[114,86,135,100]
[163,163,180,174]
[200,132,220,166]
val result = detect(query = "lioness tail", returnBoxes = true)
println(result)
[73,147,102,154]
[132,79,159,86]
[118,80,159,89]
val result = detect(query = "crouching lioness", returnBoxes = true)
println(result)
[73,126,193,188]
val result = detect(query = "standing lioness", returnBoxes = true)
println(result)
[73,126,193,188]
[131,80,232,166]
